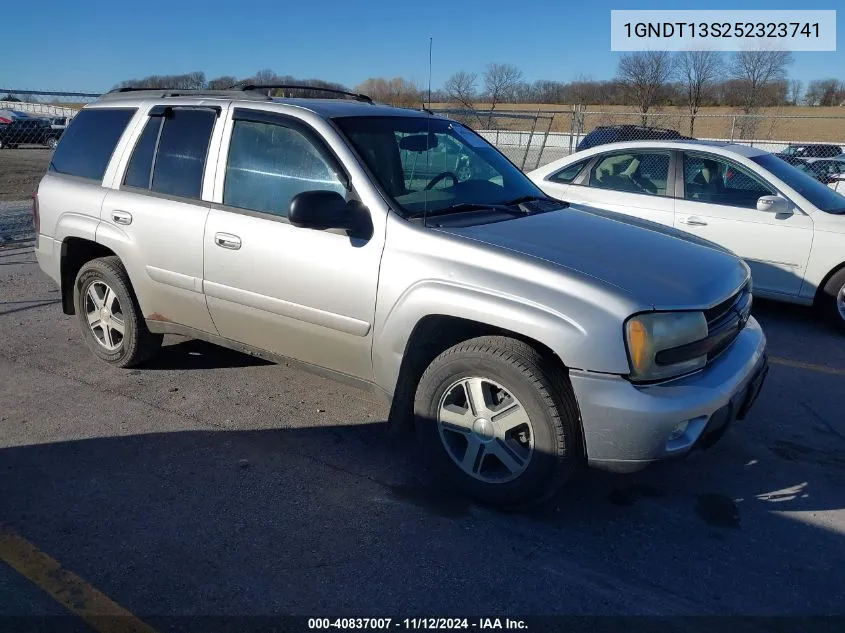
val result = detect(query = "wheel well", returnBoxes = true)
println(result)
[387,314,570,435]
[60,238,117,314]
[813,261,845,305]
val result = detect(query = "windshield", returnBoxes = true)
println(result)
[333,116,546,216]
[752,153,845,214]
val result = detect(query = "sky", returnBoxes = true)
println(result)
[5,0,844,93]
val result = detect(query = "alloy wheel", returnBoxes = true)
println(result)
[437,376,534,483]
[84,280,126,351]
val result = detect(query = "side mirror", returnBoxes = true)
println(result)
[289,190,371,237]
[756,195,791,215]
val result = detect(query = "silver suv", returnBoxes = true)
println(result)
[34,86,768,507]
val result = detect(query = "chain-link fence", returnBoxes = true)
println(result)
[431,105,845,172]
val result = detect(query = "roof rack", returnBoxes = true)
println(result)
[98,87,270,102]
[233,84,373,104]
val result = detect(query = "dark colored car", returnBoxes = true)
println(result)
[575,125,693,152]
[0,118,61,149]
[777,144,842,159]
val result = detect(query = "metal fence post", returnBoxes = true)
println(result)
[520,108,541,171]
[534,115,553,169]
[729,116,737,142]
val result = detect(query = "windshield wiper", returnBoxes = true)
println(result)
[502,195,568,208]
[407,202,525,219]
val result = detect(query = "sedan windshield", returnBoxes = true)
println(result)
[333,115,551,217]
[752,153,845,214]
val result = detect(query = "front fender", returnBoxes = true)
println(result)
[372,278,630,397]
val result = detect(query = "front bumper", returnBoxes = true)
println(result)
[570,316,768,472]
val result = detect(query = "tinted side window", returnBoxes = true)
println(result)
[683,154,773,208]
[49,108,135,181]
[150,109,216,199]
[549,158,590,184]
[588,152,670,196]
[123,117,162,189]
[223,120,346,217]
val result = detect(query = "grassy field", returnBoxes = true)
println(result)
[431,104,845,142]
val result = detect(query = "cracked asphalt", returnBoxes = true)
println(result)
[1,226,844,627]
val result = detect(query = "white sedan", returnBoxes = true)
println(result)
[528,140,845,331]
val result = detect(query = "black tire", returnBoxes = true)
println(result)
[73,256,163,367]
[414,335,582,508]
[46,137,58,150]
[817,268,845,333]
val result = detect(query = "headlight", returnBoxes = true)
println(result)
[625,311,708,383]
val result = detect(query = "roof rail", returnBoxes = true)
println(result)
[98,87,270,102]
[233,84,373,104]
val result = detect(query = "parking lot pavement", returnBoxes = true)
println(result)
[1,242,844,627]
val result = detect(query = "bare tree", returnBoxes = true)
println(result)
[789,79,803,106]
[729,49,794,114]
[676,50,721,135]
[354,77,421,107]
[443,71,478,110]
[617,51,674,125]
[483,63,523,110]
[207,76,239,90]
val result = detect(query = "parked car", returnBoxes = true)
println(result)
[529,140,845,331]
[802,157,845,192]
[777,143,843,159]
[0,117,61,149]
[34,88,767,507]
[575,125,693,152]
[49,116,70,138]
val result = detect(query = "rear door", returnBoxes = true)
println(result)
[673,151,814,297]
[559,149,676,227]
[100,104,224,333]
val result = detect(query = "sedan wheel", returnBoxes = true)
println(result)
[819,268,845,334]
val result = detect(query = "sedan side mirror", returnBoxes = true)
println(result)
[289,190,372,238]
[756,195,791,215]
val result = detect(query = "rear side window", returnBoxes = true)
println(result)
[49,108,135,181]
[588,151,670,196]
[123,108,216,199]
[548,158,590,184]
[124,117,162,189]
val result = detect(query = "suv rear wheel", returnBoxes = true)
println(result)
[414,336,582,508]
[73,257,162,367]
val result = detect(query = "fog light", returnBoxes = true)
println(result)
[668,421,689,442]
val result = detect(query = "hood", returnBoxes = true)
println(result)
[437,204,749,310]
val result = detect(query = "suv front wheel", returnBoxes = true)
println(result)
[414,336,582,508]
[73,256,163,367]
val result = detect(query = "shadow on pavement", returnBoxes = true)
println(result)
[1,417,843,619]
[141,338,273,371]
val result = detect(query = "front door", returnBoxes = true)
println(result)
[202,109,383,380]
[674,151,814,297]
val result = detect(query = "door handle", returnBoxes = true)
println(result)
[112,210,132,225]
[214,232,241,250]
[679,216,708,227]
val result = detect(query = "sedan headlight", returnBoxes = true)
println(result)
[625,311,708,383]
